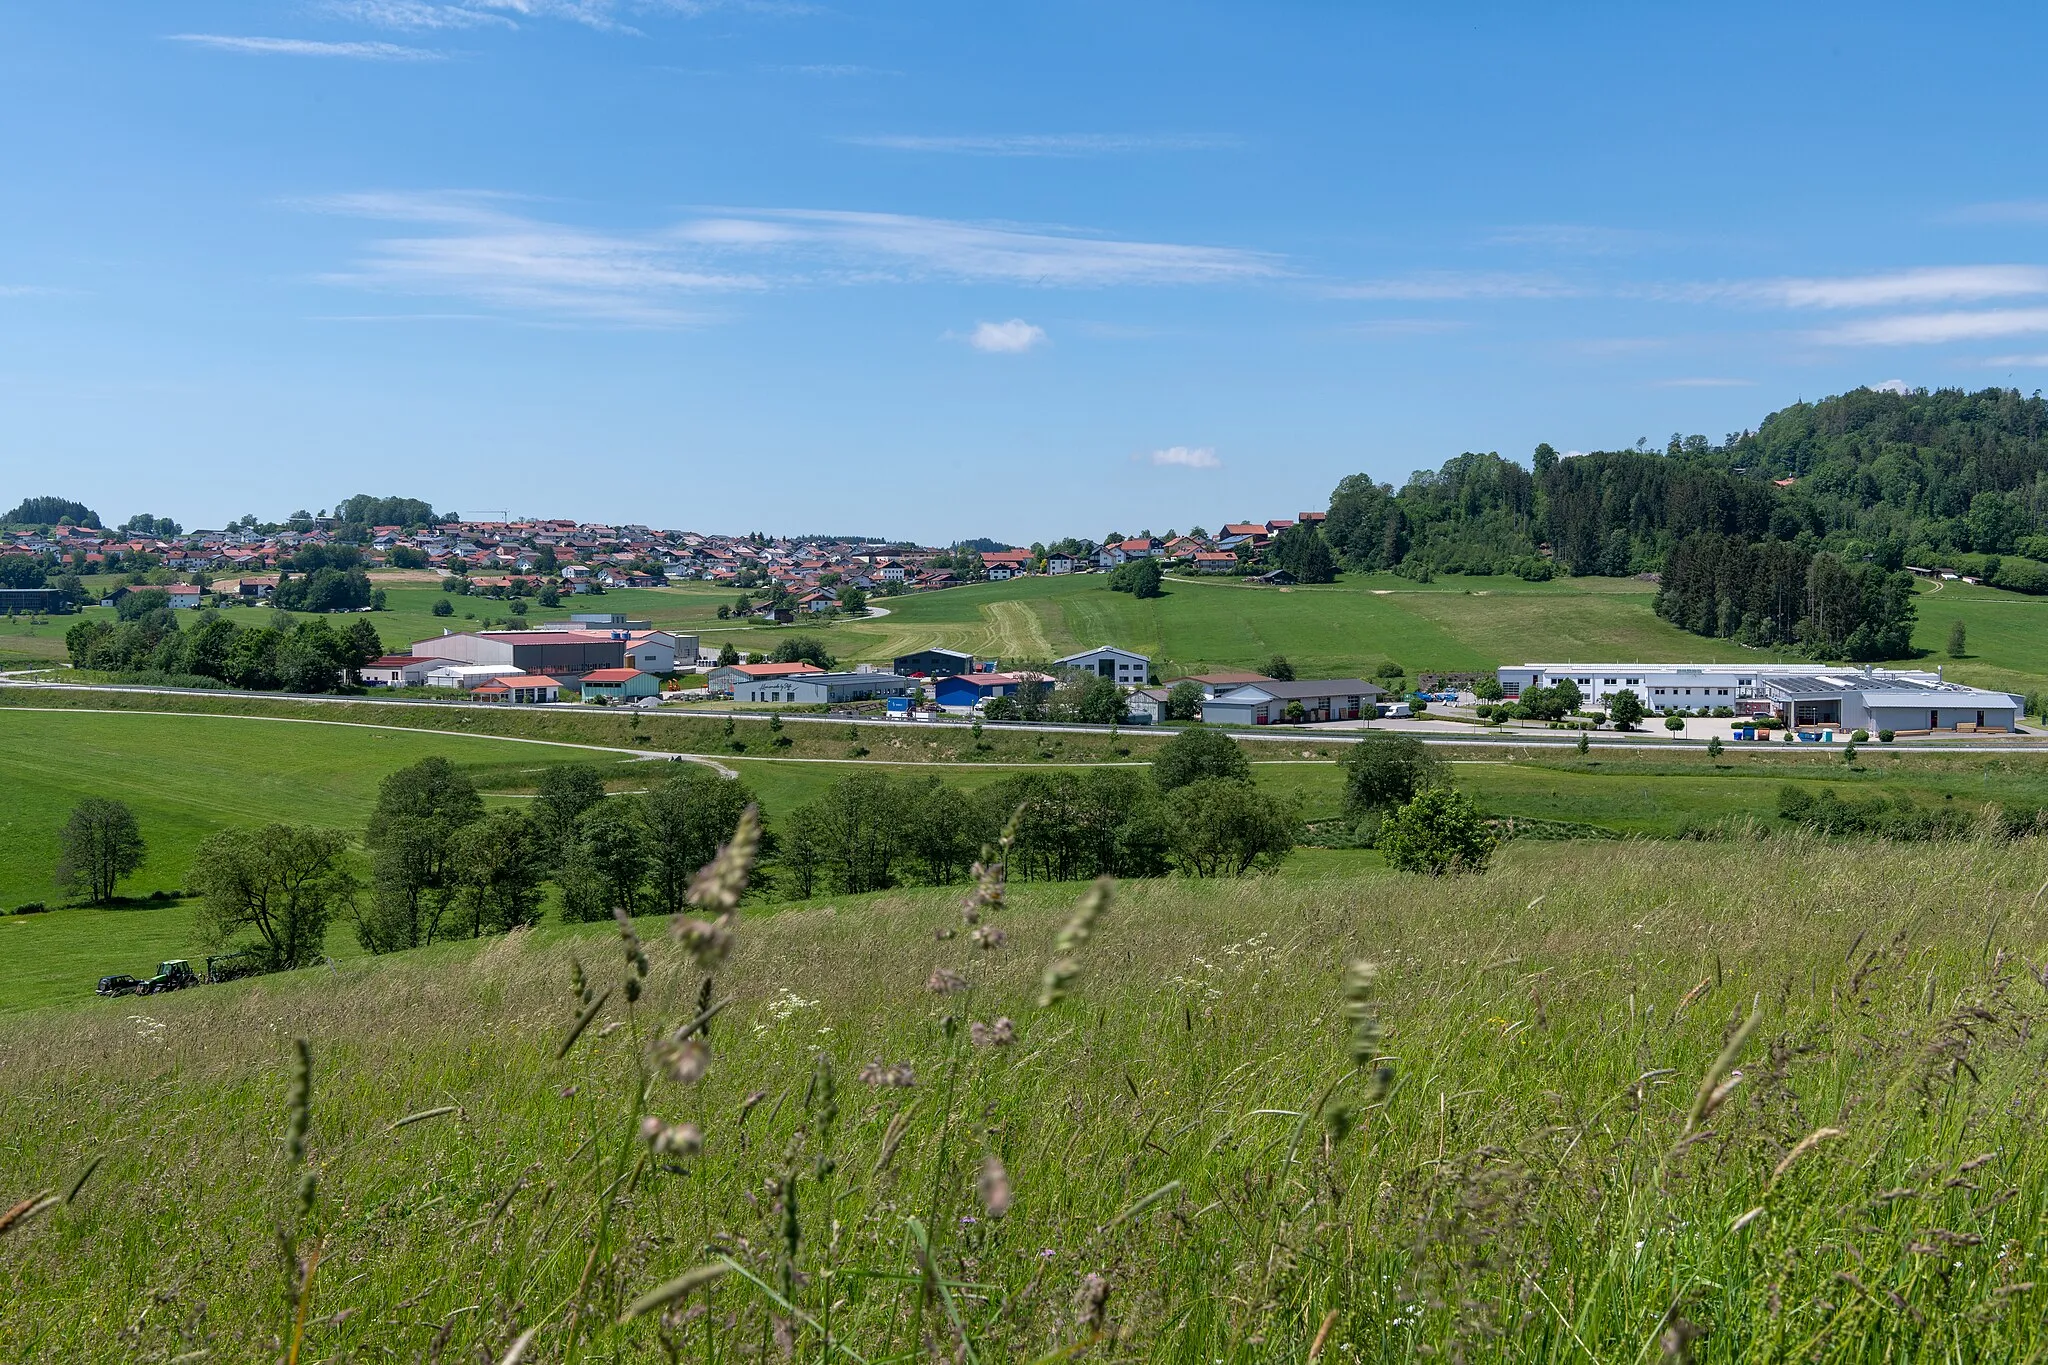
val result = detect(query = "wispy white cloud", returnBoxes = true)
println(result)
[1484,223,1661,255]
[842,133,1237,157]
[764,63,896,77]
[1944,200,2048,225]
[305,192,1280,324]
[672,207,1284,286]
[1723,266,2048,309]
[318,1,514,29]
[1650,377,1756,388]
[1149,445,1221,470]
[1811,308,2048,346]
[168,33,444,58]
[1869,379,1913,394]
[1327,271,1577,301]
[964,319,1046,353]
[1985,353,2048,367]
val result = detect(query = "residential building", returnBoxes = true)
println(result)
[470,674,562,704]
[1124,687,1175,725]
[1200,679,1385,726]
[1055,646,1151,685]
[1045,553,1079,575]
[982,550,1033,579]
[360,654,436,687]
[1192,551,1239,573]
[894,647,976,678]
[578,668,662,702]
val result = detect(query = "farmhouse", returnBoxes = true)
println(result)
[894,647,976,678]
[578,668,661,702]
[1200,679,1384,726]
[470,673,562,704]
[982,550,1034,580]
[1055,646,1151,685]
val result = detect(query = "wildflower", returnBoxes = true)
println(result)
[685,804,761,918]
[654,1033,711,1085]
[1075,1272,1110,1331]
[639,1116,703,1156]
[672,914,734,971]
[927,968,969,995]
[857,1061,917,1088]
[970,925,1007,950]
[970,1017,1016,1047]
[979,1154,1012,1218]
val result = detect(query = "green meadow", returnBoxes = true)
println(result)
[8,839,2048,1360]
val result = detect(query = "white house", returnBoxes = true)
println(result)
[360,654,436,687]
[1055,646,1151,685]
[425,663,523,689]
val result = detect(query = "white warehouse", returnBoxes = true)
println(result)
[1496,662,2023,735]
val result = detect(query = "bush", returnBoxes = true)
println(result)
[1879,729,1895,743]
[1380,788,1496,875]
[432,598,454,617]
[1153,726,1251,792]
[1664,714,1685,732]
[1852,729,1869,742]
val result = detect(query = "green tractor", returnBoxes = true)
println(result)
[134,960,200,995]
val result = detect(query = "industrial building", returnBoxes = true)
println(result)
[412,629,627,678]
[931,670,1053,710]
[1055,646,1151,685]
[1497,662,2023,734]
[729,669,914,705]
[577,668,661,703]
[895,647,976,678]
[1199,678,1384,726]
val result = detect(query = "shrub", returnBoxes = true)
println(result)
[1852,729,1869,742]
[1380,787,1496,875]
[1707,736,1723,757]
[1153,726,1251,792]
[1879,729,1895,743]
[1664,714,1685,732]
[432,598,453,617]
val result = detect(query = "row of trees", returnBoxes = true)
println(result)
[1654,533,1917,659]
[66,608,385,691]
[1315,388,2048,649]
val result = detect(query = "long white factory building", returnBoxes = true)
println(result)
[1497,662,2024,734]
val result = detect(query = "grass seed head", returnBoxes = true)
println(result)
[970,1017,1016,1047]
[979,1154,1012,1219]
[654,1033,710,1085]
[927,968,969,995]
[639,1117,704,1156]
[858,1061,917,1088]
[685,803,761,918]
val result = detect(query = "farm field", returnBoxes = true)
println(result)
[0,708,645,910]
[661,570,2048,692]
[6,839,2048,1359]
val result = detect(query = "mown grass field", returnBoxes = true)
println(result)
[6,838,2048,1361]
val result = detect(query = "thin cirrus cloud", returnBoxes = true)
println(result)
[168,33,444,58]
[1810,308,2048,347]
[316,1,514,29]
[1150,445,1221,470]
[1326,271,1579,301]
[965,319,1046,353]
[1729,265,2048,309]
[305,192,1283,324]
[842,133,1238,157]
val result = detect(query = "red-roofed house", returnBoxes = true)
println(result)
[361,655,436,687]
[470,674,561,704]
[705,660,824,695]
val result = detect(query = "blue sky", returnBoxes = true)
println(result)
[6,3,2048,542]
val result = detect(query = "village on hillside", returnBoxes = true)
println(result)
[0,509,1331,612]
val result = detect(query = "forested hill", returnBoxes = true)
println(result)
[1321,385,2048,660]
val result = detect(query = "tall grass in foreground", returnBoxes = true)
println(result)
[6,833,2048,1361]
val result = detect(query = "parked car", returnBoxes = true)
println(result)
[95,973,142,998]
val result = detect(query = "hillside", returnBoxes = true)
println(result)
[7,840,2048,1360]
